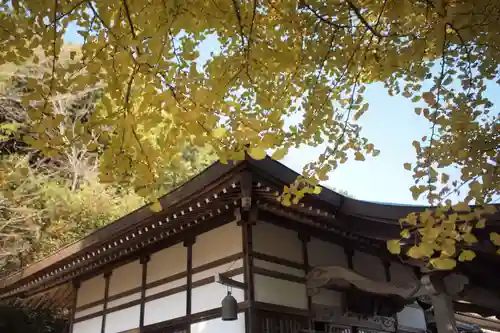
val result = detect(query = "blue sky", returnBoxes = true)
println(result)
[64,26,498,206]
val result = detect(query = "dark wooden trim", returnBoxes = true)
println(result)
[253,266,305,284]
[101,272,112,333]
[383,260,391,282]
[139,256,149,329]
[345,248,354,270]
[75,252,243,313]
[73,267,244,324]
[251,251,305,270]
[69,281,80,333]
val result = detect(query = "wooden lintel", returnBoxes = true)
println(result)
[214,273,247,290]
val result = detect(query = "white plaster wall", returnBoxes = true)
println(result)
[352,251,386,282]
[308,238,347,268]
[252,222,302,263]
[107,292,141,308]
[254,274,308,309]
[390,261,417,285]
[254,259,305,277]
[76,274,105,307]
[146,277,187,297]
[105,305,140,333]
[147,242,186,283]
[192,259,244,282]
[73,316,103,333]
[74,304,104,319]
[397,304,427,331]
[311,288,343,308]
[109,260,142,296]
[191,312,245,333]
[144,290,187,325]
[193,222,242,268]
[192,274,245,314]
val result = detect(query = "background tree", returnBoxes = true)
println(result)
[0,51,214,276]
[0,0,498,269]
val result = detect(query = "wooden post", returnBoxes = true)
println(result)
[68,280,80,333]
[184,236,195,332]
[101,271,112,333]
[139,255,150,329]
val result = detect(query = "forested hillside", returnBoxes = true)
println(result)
[0,46,214,276]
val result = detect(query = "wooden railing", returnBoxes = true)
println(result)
[257,309,310,333]
[254,305,391,333]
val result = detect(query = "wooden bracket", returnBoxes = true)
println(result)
[214,273,247,290]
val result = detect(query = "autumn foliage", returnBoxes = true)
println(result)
[0,0,498,269]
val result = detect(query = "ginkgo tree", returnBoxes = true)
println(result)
[0,0,498,270]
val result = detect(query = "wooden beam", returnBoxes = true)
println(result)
[215,273,247,290]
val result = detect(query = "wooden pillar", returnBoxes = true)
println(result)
[299,233,312,330]
[101,271,112,333]
[431,293,458,333]
[184,236,195,331]
[240,171,255,333]
[68,280,80,333]
[139,255,150,329]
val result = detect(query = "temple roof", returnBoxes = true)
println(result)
[0,156,498,316]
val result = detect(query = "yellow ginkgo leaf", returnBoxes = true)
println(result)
[386,239,401,254]
[430,257,456,270]
[458,249,476,262]
[490,232,500,246]
[354,152,365,161]
[212,127,227,138]
[150,200,163,212]
[312,186,322,194]
[248,147,267,160]
[271,147,288,160]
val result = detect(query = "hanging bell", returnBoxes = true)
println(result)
[221,291,238,321]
